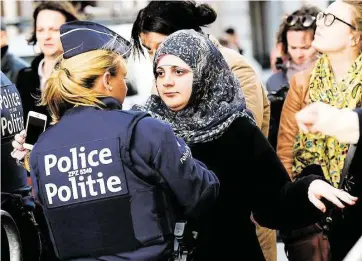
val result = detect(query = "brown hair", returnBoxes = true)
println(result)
[28,1,79,45]
[276,5,321,56]
[42,50,127,124]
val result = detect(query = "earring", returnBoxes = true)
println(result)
[106,85,113,91]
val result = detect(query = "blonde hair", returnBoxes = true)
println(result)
[42,50,127,124]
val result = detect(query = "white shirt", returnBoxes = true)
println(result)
[37,58,47,91]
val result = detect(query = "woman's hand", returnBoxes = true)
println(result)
[308,180,358,212]
[295,102,360,144]
[11,130,29,161]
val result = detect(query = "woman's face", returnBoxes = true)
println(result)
[312,1,356,54]
[36,9,66,58]
[140,32,167,59]
[156,54,193,112]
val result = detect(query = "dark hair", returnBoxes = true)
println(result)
[131,0,217,56]
[276,5,321,56]
[28,1,79,45]
[225,28,235,35]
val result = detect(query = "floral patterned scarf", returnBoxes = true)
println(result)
[293,53,362,187]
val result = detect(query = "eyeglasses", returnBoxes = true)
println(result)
[316,12,356,30]
[286,15,316,28]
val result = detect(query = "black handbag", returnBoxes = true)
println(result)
[282,144,357,261]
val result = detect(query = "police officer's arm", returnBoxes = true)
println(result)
[29,152,40,198]
[130,117,219,216]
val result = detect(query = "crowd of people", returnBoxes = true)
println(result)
[1,1,362,261]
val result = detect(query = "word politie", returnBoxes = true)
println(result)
[43,146,124,204]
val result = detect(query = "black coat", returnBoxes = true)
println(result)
[16,54,51,126]
[328,109,362,261]
[188,116,322,260]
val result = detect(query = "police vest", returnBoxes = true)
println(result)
[34,110,172,260]
[0,71,28,192]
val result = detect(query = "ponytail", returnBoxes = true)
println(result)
[41,50,126,124]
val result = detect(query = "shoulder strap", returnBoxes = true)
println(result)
[339,144,357,189]
[322,144,357,235]
[119,111,150,165]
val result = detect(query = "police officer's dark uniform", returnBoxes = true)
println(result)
[1,71,29,194]
[1,71,40,261]
[28,21,219,261]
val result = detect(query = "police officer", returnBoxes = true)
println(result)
[12,21,219,261]
[1,71,40,261]
[1,71,29,197]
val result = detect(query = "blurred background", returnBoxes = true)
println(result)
[1,0,334,83]
[0,1,335,259]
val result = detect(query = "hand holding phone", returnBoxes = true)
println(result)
[11,130,28,160]
[23,111,47,150]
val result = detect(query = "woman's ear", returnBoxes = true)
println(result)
[350,32,361,47]
[102,71,112,91]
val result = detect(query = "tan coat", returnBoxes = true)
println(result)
[277,66,362,180]
[214,41,271,137]
[277,67,312,179]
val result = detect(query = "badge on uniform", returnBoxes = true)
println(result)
[37,138,129,208]
[0,73,24,138]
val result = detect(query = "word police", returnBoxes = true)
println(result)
[43,146,124,205]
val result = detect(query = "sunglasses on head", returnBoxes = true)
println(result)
[286,14,316,28]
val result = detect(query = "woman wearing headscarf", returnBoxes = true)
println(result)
[131,2,272,258]
[134,29,357,261]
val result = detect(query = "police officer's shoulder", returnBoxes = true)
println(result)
[136,116,173,133]
[114,110,170,131]
[1,71,13,86]
[116,109,149,118]
[104,109,173,137]
[266,71,287,93]
[30,124,57,153]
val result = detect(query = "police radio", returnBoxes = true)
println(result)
[171,221,198,261]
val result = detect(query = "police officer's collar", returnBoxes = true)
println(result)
[64,97,122,117]
[100,97,123,110]
[60,21,131,59]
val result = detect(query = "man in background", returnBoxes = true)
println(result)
[1,20,29,83]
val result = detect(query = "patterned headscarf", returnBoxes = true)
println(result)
[134,29,251,144]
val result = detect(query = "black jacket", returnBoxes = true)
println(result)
[328,109,362,261]
[16,54,50,125]
[1,46,29,84]
[188,116,322,260]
